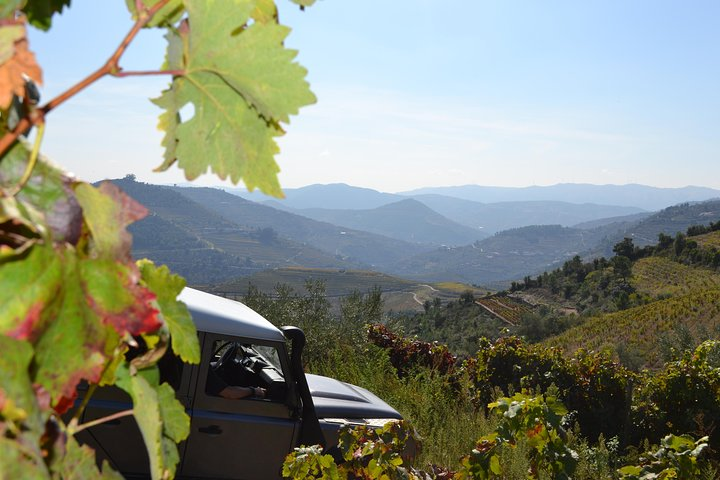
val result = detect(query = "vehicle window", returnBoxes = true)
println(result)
[206,339,287,402]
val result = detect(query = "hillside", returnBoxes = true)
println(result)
[172,185,431,268]
[287,199,486,246]
[225,182,401,209]
[410,194,645,234]
[390,225,604,285]
[114,178,357,285]
[207,267,481,313]
[544,289,720,369]
[694,229,720,250]
[401,183,720,211]
[631,257,720,298]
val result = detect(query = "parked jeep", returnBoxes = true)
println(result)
[76,287,402,479]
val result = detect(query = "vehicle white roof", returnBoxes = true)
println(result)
[178,288,286,343]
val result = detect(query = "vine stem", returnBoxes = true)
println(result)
[113,69,184,78]
[0,0,175,159]
[6,121,44,196]
[71,409,135,435]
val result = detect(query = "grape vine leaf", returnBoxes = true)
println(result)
[125,0,184,28]
[0,22,42,109]
[22,0,72,31]
[153,0,316,197]
[116,364,189,480]
[0,336,47,477]
[289,0,316,7]
[0,1,23,19]
[51,437,124,480]
[138,260,200,363]
[0,142,82,245]
[0,24,24,64]
[74,182,148,260]
[252,0,278,23]
[32,251,108,402]
[79,258,162,336]
[0,244,61,340]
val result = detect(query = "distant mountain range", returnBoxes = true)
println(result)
[229,184,649,235]
[271,198,487,246]
[226,182,720,212]
[400,183,720,211]
[123,178,720,289]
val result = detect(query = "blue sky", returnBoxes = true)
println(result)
[28,0,720,193]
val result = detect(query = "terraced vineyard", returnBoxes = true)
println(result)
[693,230,720,249]
[476,295,532,325]
[631,257,720,297]
[544,288,720,368]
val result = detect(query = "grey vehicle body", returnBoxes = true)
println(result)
[76,288,402,480]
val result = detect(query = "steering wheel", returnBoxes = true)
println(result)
[212,341,239,372]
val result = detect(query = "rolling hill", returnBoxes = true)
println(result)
[171,185,431,268]
[544,288,720,369]
[114,178,358,285]
[585,200,720,258]
[401,183,720,211]
[283,198,486,246]
[409,195,645,234]
[390,225,604,285]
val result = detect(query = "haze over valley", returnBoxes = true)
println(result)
[121,176,720,297]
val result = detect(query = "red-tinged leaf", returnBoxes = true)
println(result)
[0,143,83,245]
[33,252,109,402]
[0,243,62,340]
[80,258,161,336]
[138,260,199,363]
[74,181,148,261]
[52,391,76,415]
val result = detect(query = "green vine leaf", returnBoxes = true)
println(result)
[251,0,278,23]
[51,436,123,479]
[157,382,190,442]
[0,243,61,339]
[0,336,48,477]
[0,1,24,20]
[138,259,200,363]
[0,142,82,245]
[79,258,162,336]
[74,182,148,260]
[116,364,187,480]
[21,0,72,31]
[33,250,109,402]
[289,0,315,7]
[125,0,184,28]
[0,24,24,64]
[153,0,316,197]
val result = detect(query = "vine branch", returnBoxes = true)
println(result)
[0,0,176,159]
[71,409,135,435]
[112,69,184,78]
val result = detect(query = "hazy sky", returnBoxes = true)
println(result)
[28,1,720,193]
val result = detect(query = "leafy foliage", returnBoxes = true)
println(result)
[457,393,578,480]
[0,0,315,477]
[368,323,456,377]
[282,420,424,480]
[154,0,315,196]
[618,434,709,480]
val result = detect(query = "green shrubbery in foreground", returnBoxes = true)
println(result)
[246,282,719,478]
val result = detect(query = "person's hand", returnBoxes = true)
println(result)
[252,386,267,398]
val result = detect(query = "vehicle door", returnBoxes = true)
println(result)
[180,332,300,480]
